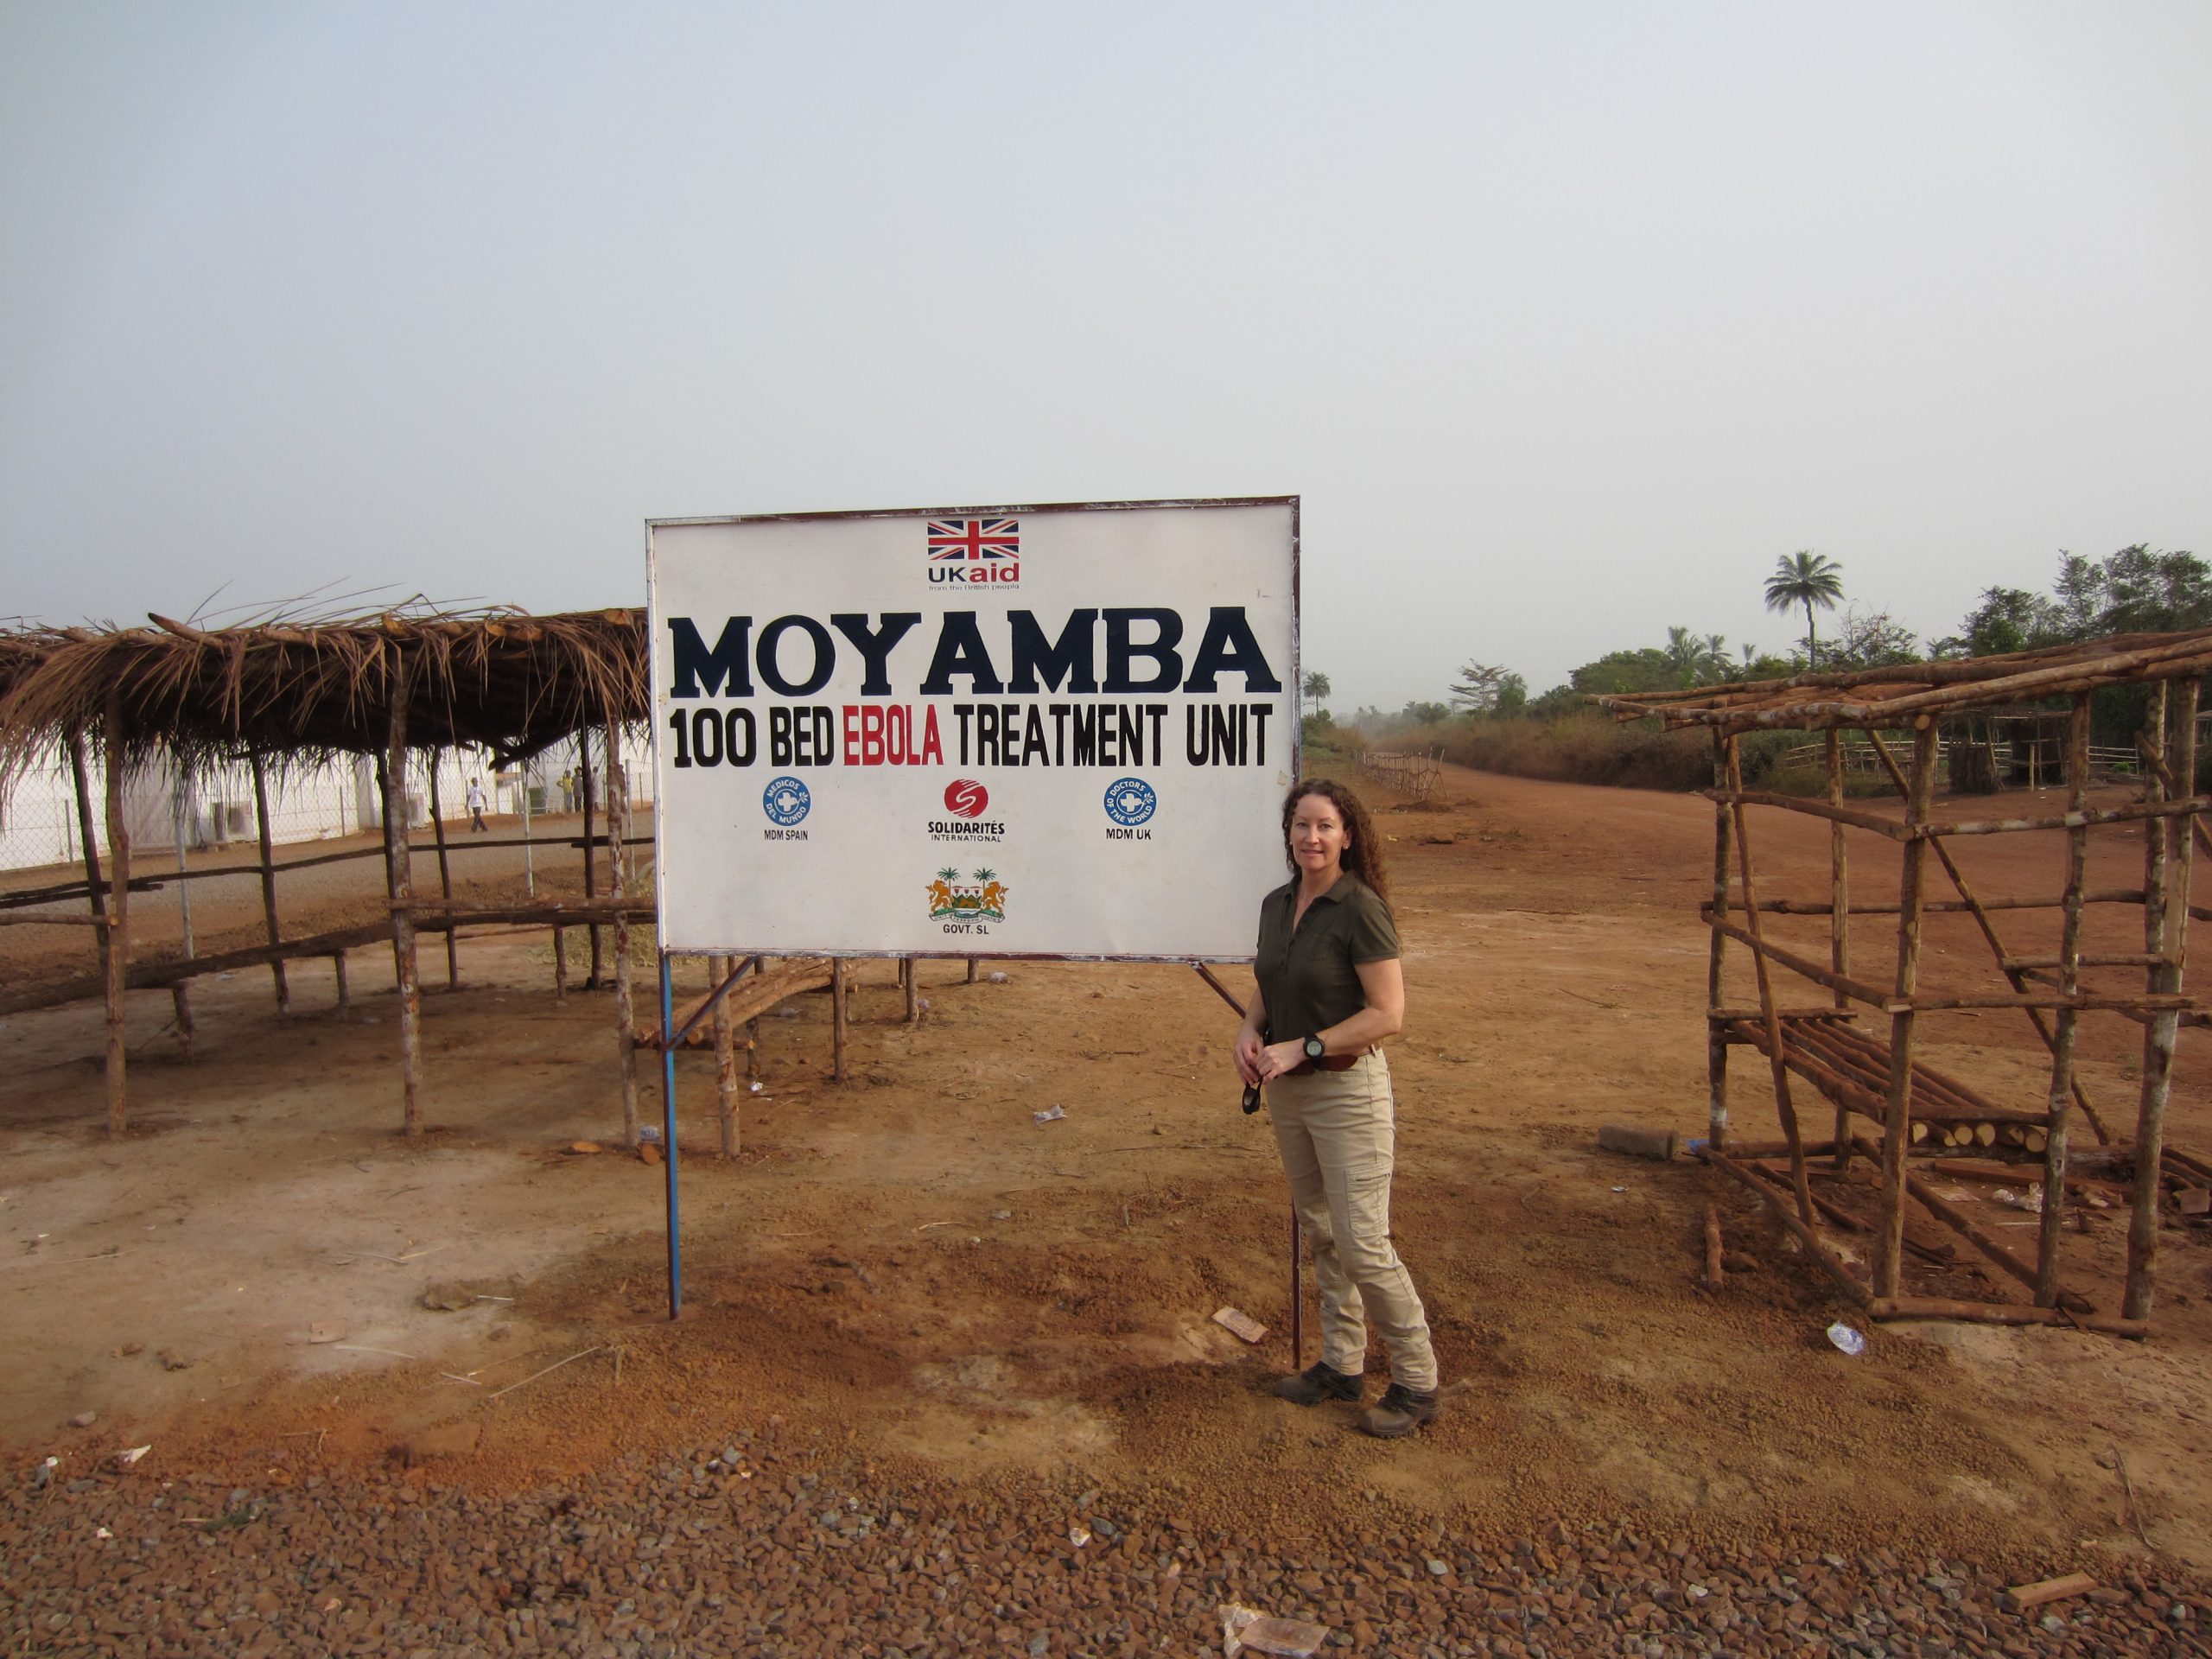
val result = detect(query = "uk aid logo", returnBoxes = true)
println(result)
[925,518,1020,587]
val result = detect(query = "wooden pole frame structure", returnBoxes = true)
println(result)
[249,751,290,1013]
[580,734,602,989]
[1603,642,2212,1338]
[0,607,671,1144]
[426,749,460,990]
[609,718,639,1147]
[385,673,425,1135]
[101,694,131,1137]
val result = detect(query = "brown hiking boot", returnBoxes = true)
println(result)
[1268,1362,1363,1406]
[1357,1381,1440,1439]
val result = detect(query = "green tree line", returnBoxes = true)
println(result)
[1318,543,2205,741]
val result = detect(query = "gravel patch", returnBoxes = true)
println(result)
[6,1429,2206,1657]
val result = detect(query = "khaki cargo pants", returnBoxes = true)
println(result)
[1265,1051,1439,1392]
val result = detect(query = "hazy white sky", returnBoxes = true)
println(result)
[3,3,2208,709]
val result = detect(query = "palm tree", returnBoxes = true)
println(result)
[1764,551,1845,669]
[1662,627,1733,686]
[1662,626,1703,687]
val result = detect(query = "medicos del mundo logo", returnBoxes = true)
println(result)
[762,776,811,827]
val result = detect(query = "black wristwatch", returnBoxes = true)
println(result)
[1303,1035,1327,1064]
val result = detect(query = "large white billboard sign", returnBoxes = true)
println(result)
[648,499,1299,960]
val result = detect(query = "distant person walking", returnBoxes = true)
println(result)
[1234,778,1440,1439]
[465,776,489,834]
[558,769,575,813]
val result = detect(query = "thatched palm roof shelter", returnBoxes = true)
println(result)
[0,607,646,779]
[0,607,653,1143]
[1592,630,2209,1335]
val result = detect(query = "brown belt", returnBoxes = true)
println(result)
[1287,1046,1376,1077]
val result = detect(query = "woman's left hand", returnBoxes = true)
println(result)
[1252,1039,1309,1082]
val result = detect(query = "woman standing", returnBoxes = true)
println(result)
[1234,778,1440,1438]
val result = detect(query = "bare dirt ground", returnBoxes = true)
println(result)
[5,765,2212,1654]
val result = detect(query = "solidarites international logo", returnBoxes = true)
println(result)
[930,778,1004,844]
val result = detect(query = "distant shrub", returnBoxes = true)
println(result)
[1443,714,1799,793]
[1300,720,1367,775]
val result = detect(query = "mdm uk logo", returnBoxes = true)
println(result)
[1103,777,1157,826]
[926,518,1020,586]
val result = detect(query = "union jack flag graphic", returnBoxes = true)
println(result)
[926,518,1020,561]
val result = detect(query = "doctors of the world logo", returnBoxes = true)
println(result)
[1103,777,1157,827]
[762,776,811,826]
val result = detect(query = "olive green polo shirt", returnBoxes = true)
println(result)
[1253,873,1402,1042]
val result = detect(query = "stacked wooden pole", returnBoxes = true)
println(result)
[580,738,602,988]
[610,721,638,1147]
[1825,730,1850,1167]
[1722,734,1815,1226]
[101,696,130,1137]
[1872,721,1937,1301]
[1863,726,2112,1144]
[711,955,741,1157]
[2127,682,2198,1319]
[2035,698,2093,1306]
[1706,732,1732,1152]
[385,679,424,1135]
[427,753,459,990]
[831,957,849,1081]
[250,753,289,1013]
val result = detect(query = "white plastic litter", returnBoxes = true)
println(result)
[987,971,1011,983]
[1826,1322,1866,1357]
[1033,1104,1067,1124]
[1069,1523,1091,1547]
[115,1446,151,1467]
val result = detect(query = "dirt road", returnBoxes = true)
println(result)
[3,764,2209,1653]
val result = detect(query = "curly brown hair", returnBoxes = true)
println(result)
[1280,778,1389,906]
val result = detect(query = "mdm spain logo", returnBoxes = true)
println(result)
[926,518,1020,586]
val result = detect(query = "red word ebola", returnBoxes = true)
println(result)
[840,703,945,766]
